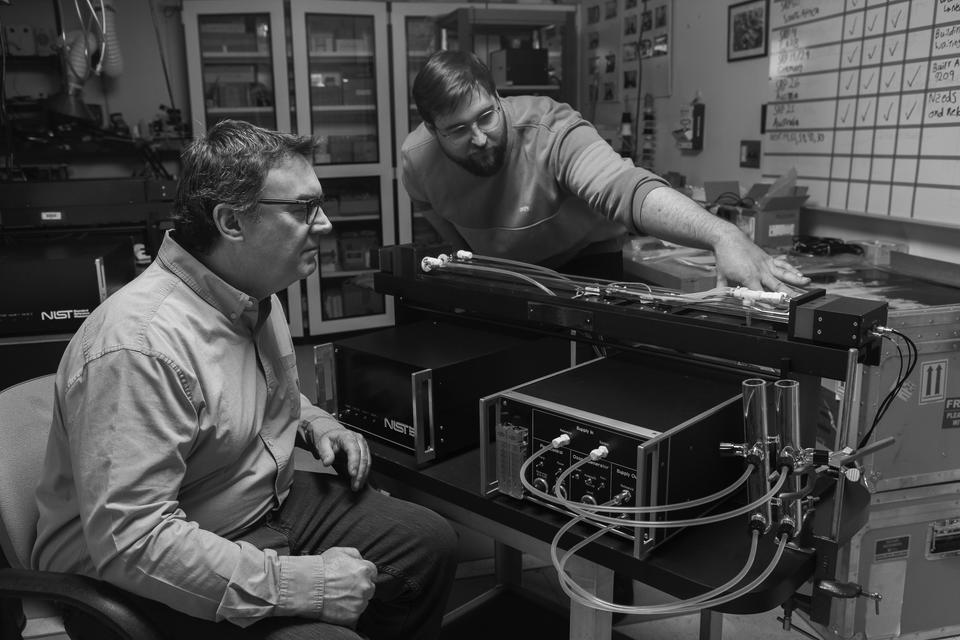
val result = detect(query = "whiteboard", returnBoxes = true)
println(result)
[764,0,960,226]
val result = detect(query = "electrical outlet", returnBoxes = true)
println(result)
[740,140,761,168]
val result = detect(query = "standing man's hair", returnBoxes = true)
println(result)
[412,50,497,127]
[172,119,316,254]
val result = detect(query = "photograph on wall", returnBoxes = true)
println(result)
[641,10,652,31]
[603,81,617,101]
[605,52,617,73]
[655,5,667,28]
[640,38,653,58]
[727,0,768,61]
[587,5,600,25]
[588,55,601,74]
[653,33,668,56]
[605,0,617,19]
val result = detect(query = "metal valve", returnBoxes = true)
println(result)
[816,579,883,615]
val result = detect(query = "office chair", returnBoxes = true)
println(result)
[0,374,164,640]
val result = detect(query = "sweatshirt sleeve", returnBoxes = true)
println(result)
[554,123,669,234]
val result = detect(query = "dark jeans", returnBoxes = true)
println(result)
[64,471,458,640]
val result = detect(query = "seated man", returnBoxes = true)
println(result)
[402,50,809,290]
[32,119,458,640]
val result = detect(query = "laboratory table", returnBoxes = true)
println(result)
[369,441,836,640]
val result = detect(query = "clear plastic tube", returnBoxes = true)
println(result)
[432,262,557,296]
[742,378,772,532]
[773,379,803,532]
[519,442,786,527]
[560,470,788,529]
[520,443,756,515]
[551,519,761,614]
[552,523,788,615]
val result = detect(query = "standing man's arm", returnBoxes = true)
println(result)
[637,186,809,293]
[558,125,810,293]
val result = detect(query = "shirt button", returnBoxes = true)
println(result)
[229,313,237,320]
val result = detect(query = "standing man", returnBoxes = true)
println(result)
[33,120,458,640]
[401,50,809,290]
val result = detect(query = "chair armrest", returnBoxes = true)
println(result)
[0,568,164,640]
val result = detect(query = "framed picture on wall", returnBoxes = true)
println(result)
[727,0,768,62]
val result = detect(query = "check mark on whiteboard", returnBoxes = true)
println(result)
[905,101,918,119]
[887,40,899,57]
[846,45,860,64]
[862,72,875,90]
[866,44,879,61]
[860,101,873,122]
[839,104,851,123]
[845,73,856,91]
[883,102,894,122]
[884,71,897,88]
[889,10,903,29]
[867,13,879,33]
[906,66,921,88]
[847,16,858,36]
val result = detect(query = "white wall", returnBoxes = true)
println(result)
[640,0,959,264]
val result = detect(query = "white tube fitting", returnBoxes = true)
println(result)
[731,287,787,305]
[420,257,444,272]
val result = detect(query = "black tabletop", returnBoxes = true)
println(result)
[370,441,831,614]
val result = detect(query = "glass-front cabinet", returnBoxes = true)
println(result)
[182,0,290,135]
[291,0,394,335]
[391,3,471,246]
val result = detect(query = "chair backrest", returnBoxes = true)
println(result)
[0,374,56,569]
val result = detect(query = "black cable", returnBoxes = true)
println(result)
[707,191,757,209]
[859,329,918,449]
[148,0,177,112]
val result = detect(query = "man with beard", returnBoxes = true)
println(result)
[401,50,808,291]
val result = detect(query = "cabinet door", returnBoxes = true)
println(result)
[291,0,390,170]
[303,173,394,335]
[182,0,290,135]
[391,3,472,245]
[291,1,394,337]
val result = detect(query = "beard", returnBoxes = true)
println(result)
[443,136,507,177]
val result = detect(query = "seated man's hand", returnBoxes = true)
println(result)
[308,426,371,490]
[713,229,810,293]
[318,547,378,626]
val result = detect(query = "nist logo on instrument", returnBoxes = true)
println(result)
[41,309,91,321]
[383,417,415,438]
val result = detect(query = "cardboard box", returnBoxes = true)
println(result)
[709,179,808,249]
[717,205,800,249]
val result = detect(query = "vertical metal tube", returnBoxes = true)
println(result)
[832,348,865,540]
[774,379,803,535]
[742,378,771,533]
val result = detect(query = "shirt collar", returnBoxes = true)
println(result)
[156,230,261,325]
